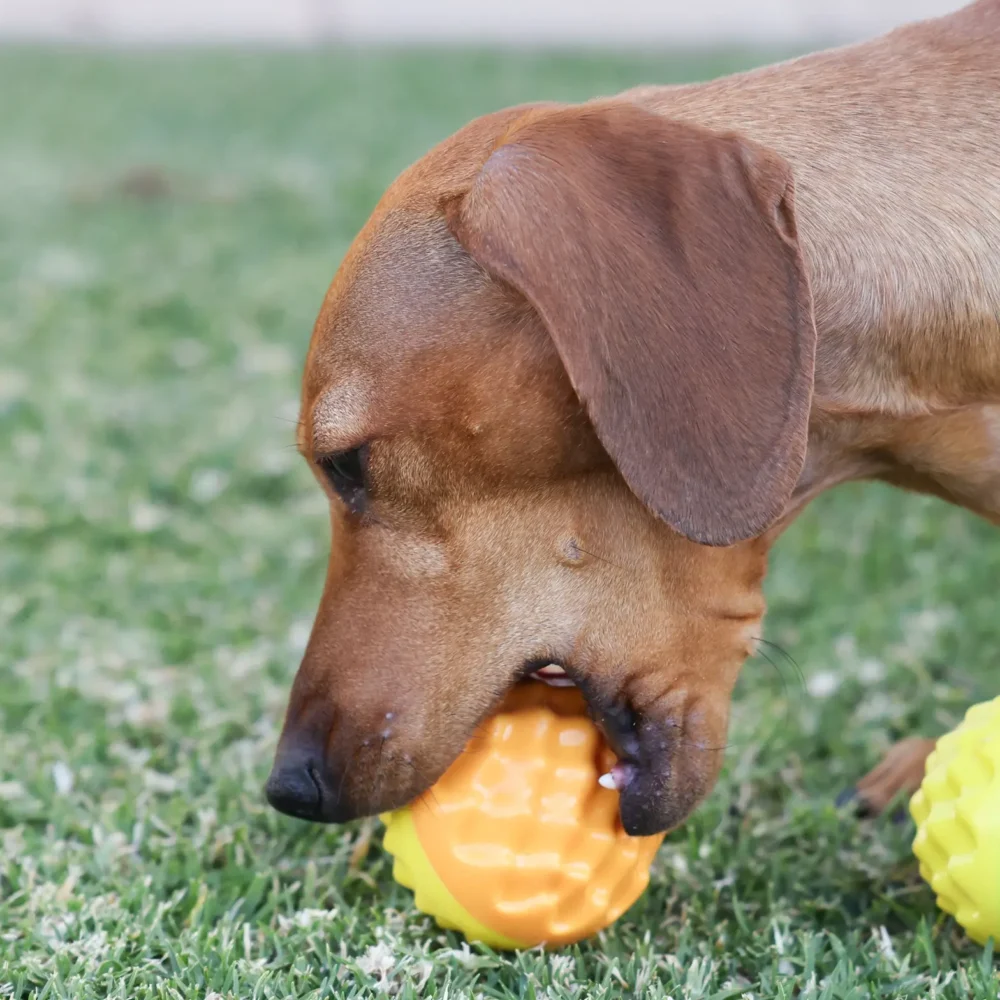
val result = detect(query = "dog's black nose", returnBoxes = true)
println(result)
[265,755,323,821]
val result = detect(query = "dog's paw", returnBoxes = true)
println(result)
[836,736,937,821]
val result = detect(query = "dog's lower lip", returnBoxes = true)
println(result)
[599,760,639,792]
[612,760,638,790]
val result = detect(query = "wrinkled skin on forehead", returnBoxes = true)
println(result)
[267,101,809,836]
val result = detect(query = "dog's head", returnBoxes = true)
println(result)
[265,101,816,835]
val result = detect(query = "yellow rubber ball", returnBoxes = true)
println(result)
[910,695,1000,945]
[381,683,665,949]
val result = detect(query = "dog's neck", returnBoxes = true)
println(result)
[628,2,1000,522]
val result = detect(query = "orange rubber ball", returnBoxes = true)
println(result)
[381,682,665,949]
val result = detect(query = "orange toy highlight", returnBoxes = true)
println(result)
[381,683,665,948]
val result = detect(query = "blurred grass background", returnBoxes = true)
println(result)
[0,48,998,998]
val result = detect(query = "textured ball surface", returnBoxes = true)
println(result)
[910,696,1000,945]
[381,683,665,948]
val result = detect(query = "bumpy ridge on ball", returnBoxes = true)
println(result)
[381,807,527,950]
[910,696,1000,945]
[380,684,664,949]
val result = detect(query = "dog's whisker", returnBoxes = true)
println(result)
[398,757,444,812]
[673,738,734,753]
[752,645,790,699]
[335,741,364,810]
[575,545,629,572]
[374,735,387,804]
[750,636,805,693]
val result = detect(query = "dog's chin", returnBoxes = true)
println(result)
[614,761,707,836]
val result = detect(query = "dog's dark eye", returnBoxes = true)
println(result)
[317,446,369,515]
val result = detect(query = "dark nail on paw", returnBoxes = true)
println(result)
[835,787,857,809]
[835,786,875,818]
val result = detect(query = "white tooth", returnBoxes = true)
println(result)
[598,772,616,790]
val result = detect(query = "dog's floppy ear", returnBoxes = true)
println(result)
[444,102,816,546]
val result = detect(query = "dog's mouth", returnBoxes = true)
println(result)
[526,663,635,796]
[523,662,720,836]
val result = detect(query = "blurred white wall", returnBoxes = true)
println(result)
[0,0,966,46]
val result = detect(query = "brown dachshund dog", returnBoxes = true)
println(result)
[266,0,1000,837]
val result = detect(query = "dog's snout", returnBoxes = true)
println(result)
[265,720,407,824]
[264,727,336,822]
[265,753,323,821]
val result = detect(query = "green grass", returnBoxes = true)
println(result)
[1,45,998,999]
